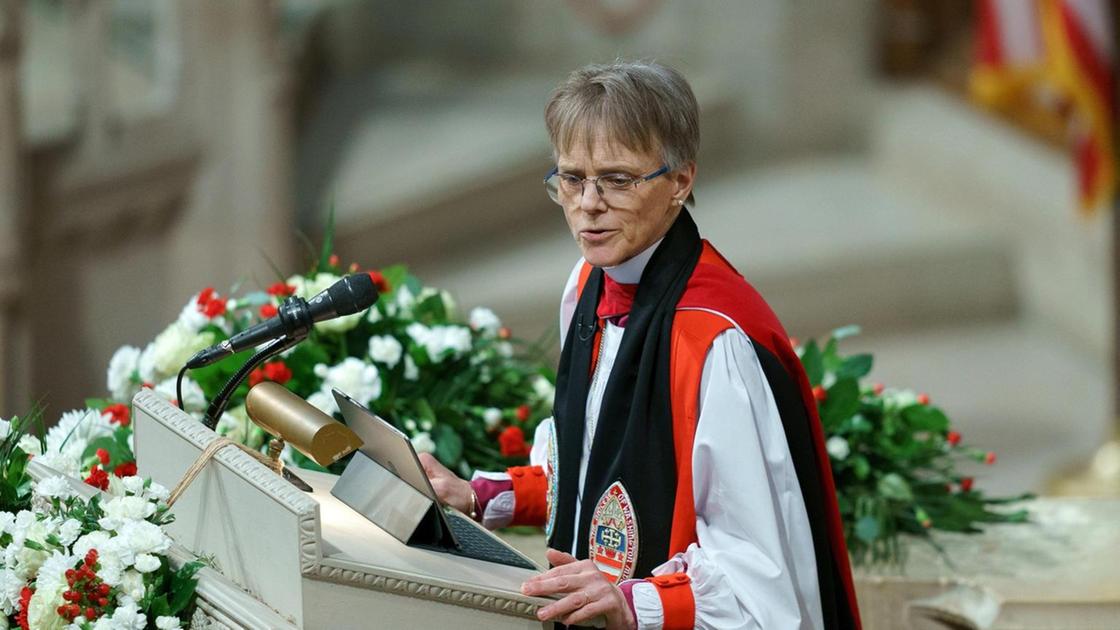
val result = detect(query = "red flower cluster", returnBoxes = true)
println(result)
[499,426,530,458]
[95,449,110,466]
[196,287,226,319]
[16,586,32,630]
[114,461,137,477]
[84,465,109,491]
[812,385,828,402]
[58,550,111,623]
[916,392,931,405]
[259,303,279,319]
[266,282,296,298]
[249,361,293,387]
[498,327,512,340]
[946,430,961,446]
[102,403,130,427]
[960,477,974,492]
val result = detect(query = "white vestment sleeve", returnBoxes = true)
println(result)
[633,328,824,630]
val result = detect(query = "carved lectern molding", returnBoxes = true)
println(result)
[133,389,323,573]
[312,561,538,618]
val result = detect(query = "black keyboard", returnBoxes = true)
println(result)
[442,512,537,570]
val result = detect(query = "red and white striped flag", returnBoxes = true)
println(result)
[972,0,1115,213]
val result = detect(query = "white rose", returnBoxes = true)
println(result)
[155,376,206,413]
[368,335,403,368]
[469,307,502,335]
[826,436,850,461]
[143,322,215,382]
[107,346,142,401]
[314,358,381,406]
[482,407,502,430]
[410,432,436,455]
[532,376,555,402]
[133,553,161,573]
[403,355,419,381]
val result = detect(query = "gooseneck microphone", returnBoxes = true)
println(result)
[186,273,379,370]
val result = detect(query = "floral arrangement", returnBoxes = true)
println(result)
[87,252,554,479]
[0,414,201,629]
[801,326,1029,565]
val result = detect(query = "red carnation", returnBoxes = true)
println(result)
[95,448,110,466]
[917,392,931,405]
[499,426,530,458]
[812,385,827,402]
[102,403,130,427]
[263,361,293,385]
[328,254,340,267]
[248,368,266,387]
[368,270,390,293]
[984,451,997,465]
[203,298,226,319]
[266,282,296,297]
[960,477,974,492]
[515,404,531,423]
[498,327,512,340]
[872,382,885,395]
[196,287,216,307]
[114,461,137,478]
[17,586,32,630]
[84,465,109,491]
[946,430,961,446]
[259,303,278,319]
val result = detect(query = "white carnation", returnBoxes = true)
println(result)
[17,434,41,457]
[133,553,161,573]
[120,476,147,496]
[107,345,142,401]
[98,496,157,531]
[26,579,67,630]
[313,358,381,406]
[410,432,436,455]
[532,376,555,402]
[482,407,502,430]
[496,341,514,358]
[33,552,75,602]
[440,290,457,317]
[145,482,170,503]
[407,324,471,363]
[34,450,80,477]
[116,519,172,556]
[366,306,382,323]
[0,568,22,615]
[826,436,851,461]
[368,335,403,368]
[45,409,113,457]
[306,391,336,416]
[57,519,82,547]
[106,598,147,630]
[141,322,215,383]
[34,476,75,501]
[176,295,210,332]
[403,355,419,381]
[468,307,502,335]
[119,569,146,602]
[71,531,112,563]
[156,616,182,629]
[395,285,416,317]
[0,419,9,441]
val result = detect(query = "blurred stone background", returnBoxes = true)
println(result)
[0,0,1112,496]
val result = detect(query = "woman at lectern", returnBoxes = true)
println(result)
[420,60,861,630]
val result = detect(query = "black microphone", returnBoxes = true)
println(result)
[185,273,379,370]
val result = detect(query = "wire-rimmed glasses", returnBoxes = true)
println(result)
[544,165,669,206]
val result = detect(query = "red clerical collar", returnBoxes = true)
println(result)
[597,274,638,326]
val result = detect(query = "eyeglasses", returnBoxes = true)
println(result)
[544,165,669,206]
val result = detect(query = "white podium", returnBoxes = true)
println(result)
[130,390,549,629]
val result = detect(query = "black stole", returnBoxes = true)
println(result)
[550,210,703,578]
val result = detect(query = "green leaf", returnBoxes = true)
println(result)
[433,424,463,467]
[902,405,950,433]
[168,560,204,614]
[801,340,824,387]
[851,455,871,480]
[821,378,860,430]
[836,354,873,380]
[84,398,114,411]
[318,201,336,272]
[854,516,881,542]
[82,436,131,468]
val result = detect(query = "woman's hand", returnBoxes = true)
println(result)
[522,549,636,630]
[417,452,473,514]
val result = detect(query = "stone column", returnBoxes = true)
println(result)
[0,0,26,418]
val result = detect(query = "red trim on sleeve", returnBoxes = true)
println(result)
[507,465,548,526]
[648,573,695,630]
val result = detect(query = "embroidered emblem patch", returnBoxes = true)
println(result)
[588,481,639,583]
[545,425,559,540]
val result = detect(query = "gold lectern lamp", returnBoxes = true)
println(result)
[244,382,364,487]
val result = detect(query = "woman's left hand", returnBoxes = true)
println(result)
[522,549,636,629]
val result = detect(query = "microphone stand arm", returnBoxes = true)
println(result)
[202,334,303,430]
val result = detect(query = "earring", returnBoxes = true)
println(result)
[673,199,683,206]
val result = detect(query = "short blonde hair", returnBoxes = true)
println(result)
[545,60,700,174]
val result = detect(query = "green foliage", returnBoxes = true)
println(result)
[803,327,1031,565]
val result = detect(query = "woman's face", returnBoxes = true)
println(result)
[555,130,695,268]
